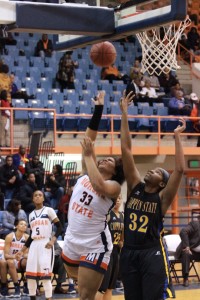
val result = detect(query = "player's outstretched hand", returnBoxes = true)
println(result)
[81,136,94,157]
[92,91,105,106]
[174,118,186,134]
[119,90,135,113]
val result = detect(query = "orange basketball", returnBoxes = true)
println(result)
[90,41,117,67]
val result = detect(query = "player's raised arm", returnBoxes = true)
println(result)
[161,118,186,215]
[120,91,141,195]
[82,91,105,174]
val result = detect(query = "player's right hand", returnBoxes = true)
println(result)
[120,90,135,113]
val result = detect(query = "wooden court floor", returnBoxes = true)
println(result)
[55,287,200,300]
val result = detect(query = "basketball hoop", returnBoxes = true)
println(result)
[136,16,191,76]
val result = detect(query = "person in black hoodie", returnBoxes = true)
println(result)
[44,164,66,209]
[25,154,45,190]
[0,155,20,199]
[18,173,37,214]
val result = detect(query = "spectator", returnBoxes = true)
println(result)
[25,155,45,190]
[0,90,11,147]
[10,73,35,103]
[158,69,178,95]
[44,164,65,209]
[0,25,17,55]
[187,26,200,52]
[53,241,67,294]
[142,71,160,90]
[101,64,130,84]
[170,82,186,97]
[56,51,78,91]
[190,92,200,147]
[0,64,11,102]
[0,155,20,199]
[176,214,200,287]
[13,145,30,178]
[125,78,142,103]
[34,34,55,58]
[3,219,29,297]
[1,199,27,238]
[140,79,159,105]
[18,173,38,214]
[168,90,192,116]
[130,58,142,80]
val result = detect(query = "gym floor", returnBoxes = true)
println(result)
[50,283,200,300]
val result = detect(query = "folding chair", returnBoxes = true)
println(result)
[163,234,182,283]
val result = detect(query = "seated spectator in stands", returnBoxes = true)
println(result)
[101,64,130,84]
[176,214,200,287]
[0,155,21,199]
[3,219,29,297]
[140,79,158,106]
[190,92,200,147]
[10,73,35,103]
[0,25,17,55]
[56,51,78,91]
[34,34,55,58]
[142,71,160,90]
[158,69,178,95]
[126,78,142,103]
[53,241,67,294]
[0,63,12,102]
[170,82,186,97]
[44,164,65,209]
[13,145,30,179]
[168,90,192,116]
[187,27,200,52]
[18,173,38,214]
[130,58,142,80]
[0,90,11,148]
[1,199,27,238]
[25,155,45,190]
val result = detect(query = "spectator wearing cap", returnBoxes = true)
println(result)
[176,214,200,287]
[190,92,200,146]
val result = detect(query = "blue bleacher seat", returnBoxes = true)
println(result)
[12,99,25,107]
[29,111,47,131]
[14,103,29,120]
[46,111,63,131]
[28,99,42,108]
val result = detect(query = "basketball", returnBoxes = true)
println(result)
[90,41,117,67]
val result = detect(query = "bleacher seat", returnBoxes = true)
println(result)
[29,111,47,131]
[28,99,42,108]
[14,103,29,120]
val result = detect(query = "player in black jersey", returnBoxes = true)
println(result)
[119,91,185,300]
[95,194,124,300]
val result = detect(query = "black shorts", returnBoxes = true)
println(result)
[120,244,174,300]
[98,246,120,293]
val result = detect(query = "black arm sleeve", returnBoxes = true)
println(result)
[88,105,103,131]
[25,234,34,248]
[54,220,63,238]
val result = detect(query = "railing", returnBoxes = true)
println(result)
[177,42,200,80]
[1,107,200,156]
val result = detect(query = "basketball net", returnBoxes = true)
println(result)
[136,16,191,76]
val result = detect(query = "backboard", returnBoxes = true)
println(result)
[55,0,187,50]
[0,0,187,50]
